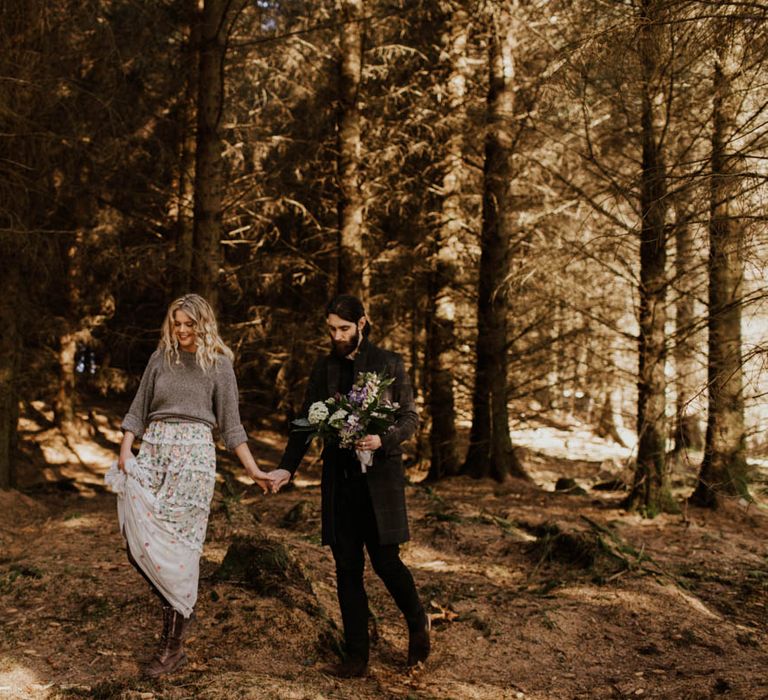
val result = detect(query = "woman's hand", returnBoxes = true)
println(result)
[247,467,278,495]
[234,443,280,494]
[118,451,132,472]
[268,469,292,493]
[118,432,136,472]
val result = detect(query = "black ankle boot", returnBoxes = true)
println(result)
[407,612,430,666]
[327,655,368,678]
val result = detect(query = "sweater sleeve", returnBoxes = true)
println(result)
[379,354,419,452]
[213,357,249,450]
[121,351,160,439]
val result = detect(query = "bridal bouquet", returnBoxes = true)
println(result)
[292,371,399,472]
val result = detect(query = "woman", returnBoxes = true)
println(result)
[109,294,273,677]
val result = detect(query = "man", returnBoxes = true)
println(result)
[270,294,430,678]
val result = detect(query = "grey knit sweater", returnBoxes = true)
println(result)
[121,349,248,450]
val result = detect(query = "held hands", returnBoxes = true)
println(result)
[268,468,292,493]
[235,443,281,495]
[247,435,382,496]
[247,467,280,495]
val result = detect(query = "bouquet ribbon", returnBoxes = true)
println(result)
[356,448,374,473]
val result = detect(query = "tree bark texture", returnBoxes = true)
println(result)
[426,2,468,481]
[626,0,675,515]
[692,40,748,506]
[54,224,89,432]
[53,184,114,434]
[54,326,79,430]
[672,210,703,452]
[193,0,235,310]
[0,252,20,489]
[336,0,366,298]
[463,5,526,482]
[596,389,628,448]
[411,279,429,468]
[174,0,201,297]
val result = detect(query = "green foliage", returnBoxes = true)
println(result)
[281,500,316,529]
[0,563,43,594]
[213,535,311,598]
[76,594,111,621]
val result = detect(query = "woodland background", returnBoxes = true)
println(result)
[1,1,768,697]
[2,0,767,509]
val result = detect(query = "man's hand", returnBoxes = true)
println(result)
[269,468,292,493]
[355,434,381,451]
[245,466,282,495]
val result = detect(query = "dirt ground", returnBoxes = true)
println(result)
[1,405,767,700]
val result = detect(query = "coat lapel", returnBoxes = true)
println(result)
[353,338,371,382]
[327,357,340,397]
[327,338,371,397]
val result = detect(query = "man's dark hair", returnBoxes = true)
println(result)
[326,294,371,337]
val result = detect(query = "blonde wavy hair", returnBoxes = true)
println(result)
[160,294,234,371]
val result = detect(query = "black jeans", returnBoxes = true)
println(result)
[330,472,423,662]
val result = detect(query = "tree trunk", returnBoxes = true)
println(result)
[595,389,628,448]
[426,3,468,481]
[53,180,113,435]
[544,302,564,410]
[193,0,235,310]
[692,39,748,507]
[54,222,89,434]
[336,0,365,298]
[174,0,200,297]
[672,208,703,452]
[462,5,526,483]
[54,327,79,430]
[625,0,675,515]
[0,250,20,490]
[411,280,429,468]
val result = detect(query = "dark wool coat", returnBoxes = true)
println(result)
[278,338,419,546]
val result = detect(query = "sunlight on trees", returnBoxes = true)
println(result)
[1,0,766,513]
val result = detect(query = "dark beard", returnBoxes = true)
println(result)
[332,327,360,358]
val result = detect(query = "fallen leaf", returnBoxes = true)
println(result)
[428,600,459,624]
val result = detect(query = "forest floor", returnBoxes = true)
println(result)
[1,402,767,700]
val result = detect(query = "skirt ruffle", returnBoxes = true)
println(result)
[106,420,216,617]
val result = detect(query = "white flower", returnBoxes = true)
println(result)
[308,401,330,425]
[329,408,348,427]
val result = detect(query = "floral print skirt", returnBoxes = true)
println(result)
[107,420,216,617]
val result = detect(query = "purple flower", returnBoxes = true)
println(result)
[347,385,368,406]
[345,414,361,430]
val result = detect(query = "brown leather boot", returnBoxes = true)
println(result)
[145,605,194,678]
